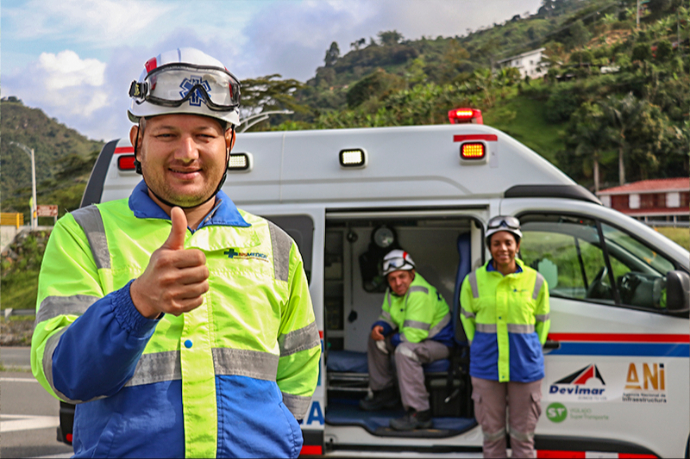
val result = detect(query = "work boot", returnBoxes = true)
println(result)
[359,389,399,411]
[389,409,433,431]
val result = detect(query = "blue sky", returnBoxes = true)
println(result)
[2,0,541,141]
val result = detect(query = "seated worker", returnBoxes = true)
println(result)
[359,249,454,431]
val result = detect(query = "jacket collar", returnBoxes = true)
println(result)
[486,257,524,275]
[128,180,250,230]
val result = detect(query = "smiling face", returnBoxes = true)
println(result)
[387,270,415,296]
[489,231,520,266]
[131,114,233,208]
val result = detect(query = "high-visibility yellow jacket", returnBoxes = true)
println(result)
[373,273,454,347]
[459,258,549,383]
[30,181,320,458]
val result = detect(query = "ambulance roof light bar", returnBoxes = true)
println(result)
[448,108,483,125]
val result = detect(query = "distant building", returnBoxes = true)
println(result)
[496,48,546,79]
[597,178,690,224]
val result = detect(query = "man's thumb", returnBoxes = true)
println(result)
[162,207,188,250]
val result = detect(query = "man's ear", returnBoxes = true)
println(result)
[129,126,141,156]
[225,128,236,151]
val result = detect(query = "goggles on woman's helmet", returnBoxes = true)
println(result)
[382,250,416,276]
[129,63,241,111]
[485,215,523,246]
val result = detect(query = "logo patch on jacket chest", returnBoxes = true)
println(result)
[224,249,269,262]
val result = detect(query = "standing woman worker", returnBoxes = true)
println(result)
[460,216,550,458]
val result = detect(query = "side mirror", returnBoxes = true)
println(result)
[666,270,690,311]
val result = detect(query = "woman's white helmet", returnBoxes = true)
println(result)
[128,47,241,126]
[382,250,416,276]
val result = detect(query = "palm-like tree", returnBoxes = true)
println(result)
[570,102,608,192]
[599,93,648,185]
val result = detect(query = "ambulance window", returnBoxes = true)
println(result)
[265,215,314,283]
[519,214,614,304]
[600,223,674,310]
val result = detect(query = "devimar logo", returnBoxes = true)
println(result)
[179,76,211,106]
[546,403,567,423]
[549,364,607,401]
[224,249,269,262]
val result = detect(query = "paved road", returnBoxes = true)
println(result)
[1,348,73,458]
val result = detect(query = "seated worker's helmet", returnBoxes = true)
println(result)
[485,215,523,247]
[128,47,241,126]
[382,249,416,276]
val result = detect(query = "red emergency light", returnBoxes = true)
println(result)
[448,108,483,125]
[460,142,486,160]
[118,155,137,170]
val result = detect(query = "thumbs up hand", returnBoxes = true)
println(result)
[131,207,210,319]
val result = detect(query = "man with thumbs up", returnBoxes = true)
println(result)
[31,48,320,459]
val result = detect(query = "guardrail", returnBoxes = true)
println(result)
[646,221,690,228]
[0,213,24,228]
[3,308,35,319]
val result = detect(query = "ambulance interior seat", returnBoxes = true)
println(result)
[325,232,475,436]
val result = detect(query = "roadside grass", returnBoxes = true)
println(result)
[483,93,566,165]
[1,269,40,310]
[654,227,690,251]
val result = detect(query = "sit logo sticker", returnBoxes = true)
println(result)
[224,248,269,262]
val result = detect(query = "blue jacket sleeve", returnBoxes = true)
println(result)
[51,280,160,402]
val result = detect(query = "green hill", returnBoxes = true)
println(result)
[1,97,103,220]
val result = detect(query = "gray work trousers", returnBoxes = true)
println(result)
[471,377,543,459]
[367,335,450,412]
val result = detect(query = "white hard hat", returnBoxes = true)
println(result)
[382,249,416,276]
[485,215,523,247]
[128,47,241,126]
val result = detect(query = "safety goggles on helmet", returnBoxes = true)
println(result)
[382,250,416,276]
[485,215,522,246]
[487,216,521,231]
[129,63,241,111]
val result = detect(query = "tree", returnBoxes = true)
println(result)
[378,30,404,46]
[569,102,609,191]
[565,20,591,50]
[599,93,648,185]
[240,74,307,117]
[324,42,340,67]
[350,38,366,51]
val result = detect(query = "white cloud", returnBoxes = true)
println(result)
[5,0,176,47]
[38,50,106,90]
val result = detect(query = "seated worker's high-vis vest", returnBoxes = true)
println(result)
[374,273,454,347]
[459,258,550,383]
[31,181,320,459]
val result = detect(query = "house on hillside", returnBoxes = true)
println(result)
[597,177,690,225]
[496,48,546,79]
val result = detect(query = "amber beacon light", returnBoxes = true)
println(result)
[460,142,486,160]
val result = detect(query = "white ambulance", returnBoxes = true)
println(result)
[69,120,689,458]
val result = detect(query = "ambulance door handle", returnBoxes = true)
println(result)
[543,340,560,350]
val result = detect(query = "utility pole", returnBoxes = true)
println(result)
[9,141,37,230]
[637,0,640,29]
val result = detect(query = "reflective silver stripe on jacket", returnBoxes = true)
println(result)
[533,272,545,300]
[408,285,429,295]
[125,351,181,387]
[475,323,497,333]
[282,392,312,420]
[468,272,479,298]
[402,320,430,331]
[267,221,292,283]
[71,205,110,270]
[35,295,100,325]
[43,327,105,404]
[428,313,451,338]
[507,324,535,334]
[378,310,396,328]
[535,314,550,322]
[278,321,320,357]
[460,307,475,319]
[213,348,280,381]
